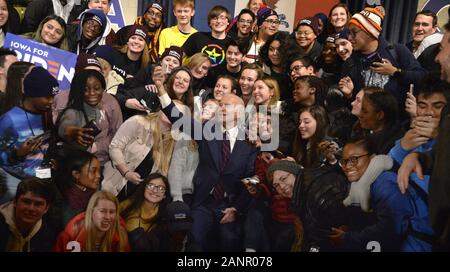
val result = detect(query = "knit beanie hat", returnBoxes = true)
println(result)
[334,28,350,40]
[257,4,278,27]
[349,6,385,39]
[23,67,59,97]
[160,46,183,64]
[266,159,302,183]
[296,17,320,36]
[93,45,114,65]
[127,25,150,44]
[75,53,102,73]
[83,12,104,28]
[144,1,164,15]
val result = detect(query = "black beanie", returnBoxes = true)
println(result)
[23,67,59,98]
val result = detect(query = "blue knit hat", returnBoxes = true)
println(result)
[94,45,114,65]
[23,67,59,97]
[257,4,278,26]
[334,28,350,40]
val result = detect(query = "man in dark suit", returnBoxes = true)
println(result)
[153,66,258,251]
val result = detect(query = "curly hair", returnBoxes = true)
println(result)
[259,31,300,72]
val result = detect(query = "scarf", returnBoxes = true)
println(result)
[343,155,393,212]
[134,16,163,63]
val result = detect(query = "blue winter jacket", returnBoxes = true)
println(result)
[342,172,412,252]
[388,139,435,252]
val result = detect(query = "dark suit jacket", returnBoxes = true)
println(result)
[162,102,257,212]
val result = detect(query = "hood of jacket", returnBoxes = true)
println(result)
[77,9,108,51]
[0,202,42,252]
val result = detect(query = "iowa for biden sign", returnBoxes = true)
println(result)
[4,33,77,90]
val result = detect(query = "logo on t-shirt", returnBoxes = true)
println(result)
[201,44,225,67]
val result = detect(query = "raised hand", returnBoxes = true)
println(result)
[125,98,146,111]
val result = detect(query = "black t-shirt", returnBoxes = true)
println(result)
[206,62,241,89]
[111,49,142,78]
[182,32,232,69]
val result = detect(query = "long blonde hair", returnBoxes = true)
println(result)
[143,112,176,176]
[186,53,211,71]
[84,191,128,252]
[115,43,150,70]
[256,75,280,107]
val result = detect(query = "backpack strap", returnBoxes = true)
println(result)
[409,178,428,204]
[386,43,399,66]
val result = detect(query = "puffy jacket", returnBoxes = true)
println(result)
[291,164,349,251]
[342,172,413,252]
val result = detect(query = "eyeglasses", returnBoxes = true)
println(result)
[146,10,162,19]
[295,31,313,37]
[84,20,101,33]
[264,19,281,25]
[339,154,369,168]
[238,19,253,25]
[212,16,228,22]
[290,65,305,72]
[348,28,364,37]
[146,183,166,193]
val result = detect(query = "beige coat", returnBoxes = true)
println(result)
[102,115,157,195]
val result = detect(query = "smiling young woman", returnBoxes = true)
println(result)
[22,15,69,51]
[54,190,130,252]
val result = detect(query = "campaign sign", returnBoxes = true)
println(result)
[108,0,126,30]
[4,33,77,90]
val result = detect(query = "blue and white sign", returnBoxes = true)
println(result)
[4,33,77,90]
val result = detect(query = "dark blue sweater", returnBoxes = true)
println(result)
[341,38,426,107]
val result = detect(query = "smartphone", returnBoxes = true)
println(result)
[364,52,383,69]
[408,84,414,95]
[83,120,101,137]
[30,131,52,144]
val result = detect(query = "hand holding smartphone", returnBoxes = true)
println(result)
[83,120,101,137]
[366,52,383,68]
[30,131,51,144]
